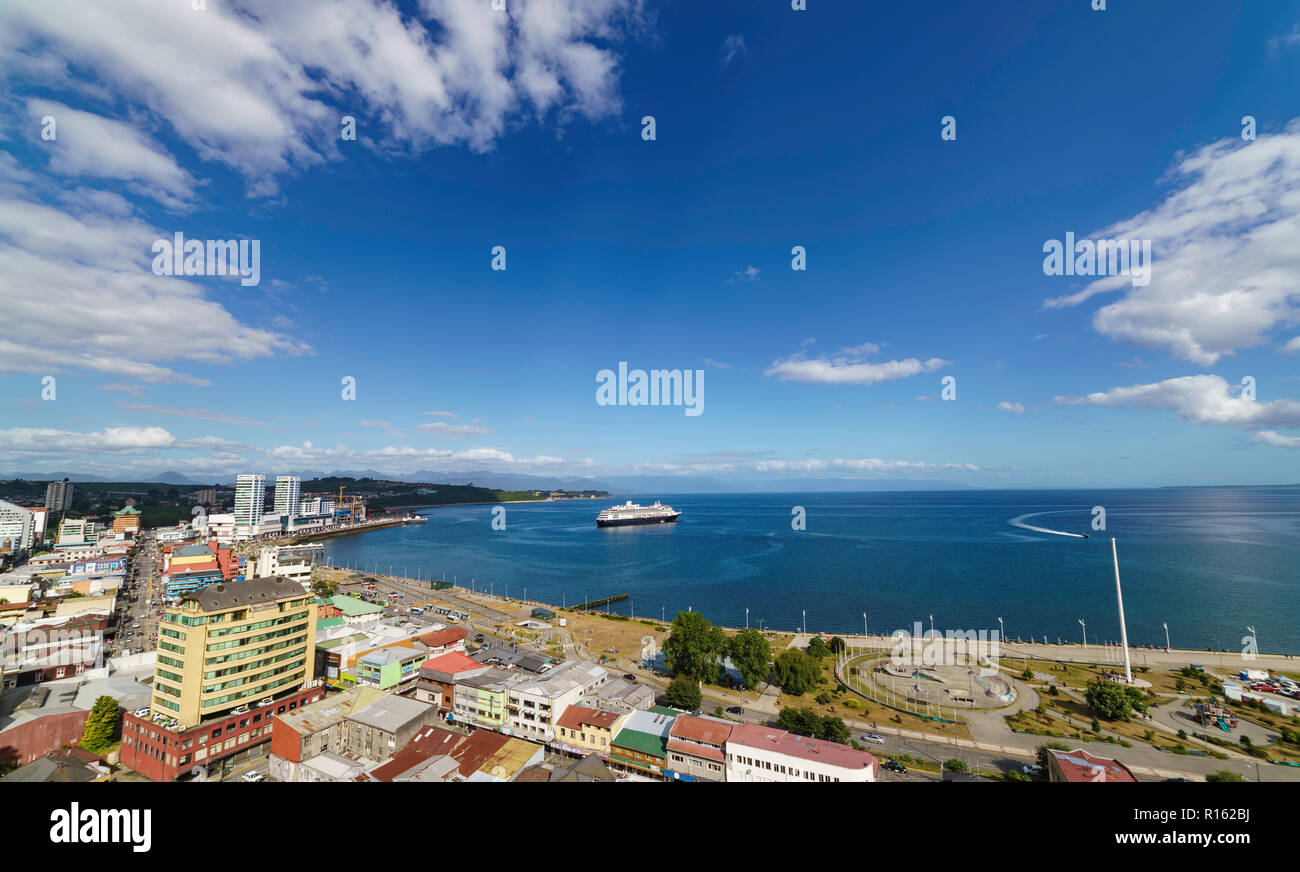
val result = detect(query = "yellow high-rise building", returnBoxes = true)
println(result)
[152,577,317,729]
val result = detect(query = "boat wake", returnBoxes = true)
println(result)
[1008,512,1089,538]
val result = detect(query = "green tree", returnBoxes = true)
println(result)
[664,674,702,711]
[828,636,846,656]
[1090,716,1101,732]
[773,648,820,696]
[1205,769,1246,783]
[728,628,771,688]
[1035,741,1068,769]
[807,636,831,659]
[80,695,122,753]
[662,611,727,684]
[818,715,850,744]
[777,706,822,737]
[1085,679,1134,721]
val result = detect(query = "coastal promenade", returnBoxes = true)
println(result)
[787,632,1299,673]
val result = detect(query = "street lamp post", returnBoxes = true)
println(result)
[1112,538,1133,684]
[1079,619,1087,649]
[1163,622,1170,652]
[746,608,749,630]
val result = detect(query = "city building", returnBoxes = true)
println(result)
[1045,748,1138,783]
[29,507,47,542]
[342,694,439,760]
[55,518,94,547]
[44,480,73,512]
[354,646,426,692]
[111,505,142,536]
[149,576,317,728]
[725,722,878,783]
[328,594,386,625]
[273,476,302,517]
[268,685,387,781]
[609,706,679,779]
[0,746,111,783]
[414,625,467,655]
[193,488,216,506]
[666,714,733,782]
[414,650,488,709]
[121,684,325,782]
[552,705,628,757]
[233,474,266,529]
[158,541,238,599]
[506,659,610,742]
[251,543,320,589]
[452,667,515,730]
[0,500,35,556]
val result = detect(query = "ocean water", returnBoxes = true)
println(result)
[321,488,1300,653]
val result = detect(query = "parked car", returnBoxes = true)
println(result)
[240,771,265,782]
[862,734,886,745]
[622,673,635,681]
[1022,764,1044,776]
[882,760,907,773]
[725,706,744,715]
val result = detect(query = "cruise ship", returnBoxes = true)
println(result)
[596,500,681,527]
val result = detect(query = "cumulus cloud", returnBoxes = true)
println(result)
[996,401,1025,414]
[1043,120,1300,366]
[1054,375,1300,431]
[765,342,951,386]
[753,458,980,474]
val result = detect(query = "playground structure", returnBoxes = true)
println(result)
[1193,700,1238,731]
[865,656,1016,712]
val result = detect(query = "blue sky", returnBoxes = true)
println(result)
[1,0,1299,487]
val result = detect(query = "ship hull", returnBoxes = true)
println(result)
[596,514,681,527]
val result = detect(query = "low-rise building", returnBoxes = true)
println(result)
[609,706,679,779]
[1045,748,1137,783]
[343,693,439,761]
[452,667,514,730]
[268,685,388,781]
[506,659,609,742]
[725,722,878,783]
[354,646,425,692]
[414,651,488,709]
[666,714,732,782]
[553,705,628,757]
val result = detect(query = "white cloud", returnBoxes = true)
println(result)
[753,458,980,474]
[1054,374,1300,430]
[116,402,264,427]
[422,410,459,418]
[0,0,646,194]
[0,184,309,383]
[1043,120,1300,366]
[1254,430,1300,448]
[996,401,1025,414]
[721,34,746,66]
[727,265,760,283]
[0,426,176,455]
[25,99,197,210]
[765,343,951,386]
[416,421,492,438]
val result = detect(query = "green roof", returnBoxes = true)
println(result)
[317,633,368,650]
[114,506,141,515]
[611,727,667,758]
[328,595,385,617]
[316,617,345,631]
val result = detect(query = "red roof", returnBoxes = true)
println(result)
[556,705,622,731]
[1047,748,1137,783]
[727,723,877,772]
[667,736,725,762]
[418,626,468,649]
[362,725,466,782]
[669,714,734,746]
[421,650,483,676]
[452,730,509,777]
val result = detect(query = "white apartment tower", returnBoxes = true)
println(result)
[273,476,302,517]
[234,474,266,526]
[44,479,73,512]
